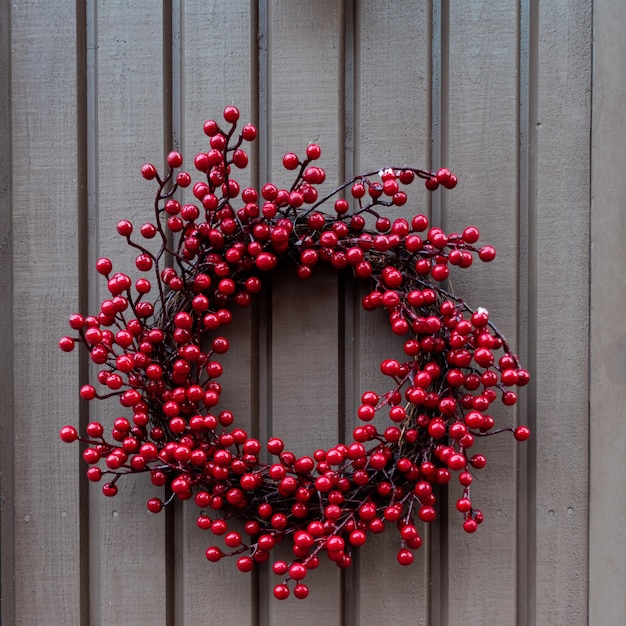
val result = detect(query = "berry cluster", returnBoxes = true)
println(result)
[59,106,529,600]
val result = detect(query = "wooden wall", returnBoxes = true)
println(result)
[1,0,621,624]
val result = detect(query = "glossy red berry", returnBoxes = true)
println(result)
[167,151,183,168]
[205,547,223,562]
[141,163,158,180]
[96,257,113,275]
[397,549,414,566]
[147,498,163,513]
[102,483,118,497]
[223,105,240,123]
[306,143,321,160]
[59,425,78,443]
[282,152,299,170]
[478,245,496,262]
[463,518,478,533]
[59,337,75,352]
[241,124,257,140]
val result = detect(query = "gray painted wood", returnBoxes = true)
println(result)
[175,1,256,623]
[87,1,168,622]
[589,0,626,622]
[353,2,431,624]
[9,1,82,623]
[446,2,520,623]
[0,0,601,623]
[0,0,15,621]
[264,2,344,623]
[533,1,591,624]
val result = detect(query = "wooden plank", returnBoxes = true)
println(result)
[263,1,344,623]
[445,2,520,623]
[87,1,167,622]
[175,1,257,623]
[0,0,15,621]
[353,2,431,624]
[9,1,82,623]
[589,0,626,622]
[0,2,15,623]
[532,0,591,623]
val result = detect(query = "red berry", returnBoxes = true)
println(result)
[282,152,299,170]
[237,556,254,572]
[399,169,415,184]
[289,563,307,580]
[397,548,414,566]
[436,168,451,183]
[478,245,496,262]
[267,438,284,455]
[462,226,480,243]
[203,119,219,136]
[447,453,466,471]
[514,425,531,441]
[96,257,113,275]
[59,425,78,443]
[256,252,277,271]
[418,505,436,522]
[147,498,163,513]
[502,391,518,406]
[469,454,487,469]
[205,546,223,562]
[463,518,478,533]
[444,174,458,189]
[167,151,183,168]
[273,584,290,600]
[223,105,240,123]
[102,483,118,497]
[456,497,472,513]
[306,143,321,160]
[80,384,97,400]
[59,337,75,352]
[241,124,257,141]
[141,163,158,180]
[176,171,191,187]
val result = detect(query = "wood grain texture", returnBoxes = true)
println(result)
[532,0,591,623]
[0,0,15,621]
[87,1,167,622]
[2,1,602,623]
[589,0,626,622]
[174,1,256,623]
[353,2,431,624]
[263,1,344,623]
[10,1,82,623]
[445,2,520,623]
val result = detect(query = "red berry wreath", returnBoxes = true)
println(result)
[59,105,530,601]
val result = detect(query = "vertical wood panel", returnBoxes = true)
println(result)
[264,1,344,623]
[0,0,14,621]
[353,2,431,624]
[2,1,601,624]
[533,0,591,623]
[10,1,82,623]
[589,1,626,622]
[88,1,167,622]
[175,2,256,623]
[446,2,520,622]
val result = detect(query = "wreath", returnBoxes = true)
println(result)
[59,106,530,601]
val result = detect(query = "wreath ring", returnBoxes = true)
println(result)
[59,106,530,601]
